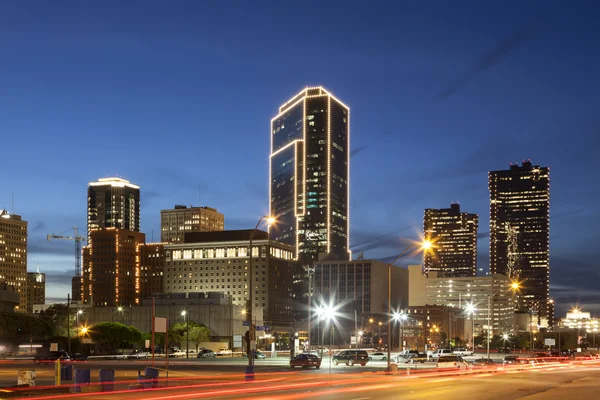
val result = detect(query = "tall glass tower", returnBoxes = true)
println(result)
[489,160,550,319]
[269,87,350,263]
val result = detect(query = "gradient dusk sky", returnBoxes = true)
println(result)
[1,1,599,315]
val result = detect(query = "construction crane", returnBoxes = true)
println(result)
[47,227,86,277]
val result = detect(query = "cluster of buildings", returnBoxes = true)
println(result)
[1,86,559,351]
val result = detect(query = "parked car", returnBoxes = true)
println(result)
[436,355,468,369]
[290,354,321,369]
[244,350,266,359]
[471,358,498,369]
[169,350,188,358]
[216,347,233,356]
[34,351,70,364]
[128,350,149,359]
[453,348,473,356]
[197,349,216,358]
[497,347,512,354]
[110,353,129,360]
[332,350,369,366]
[396,351,427,364]
[430,349,453,360]
[368,352,388,361]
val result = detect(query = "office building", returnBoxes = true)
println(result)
[26,272,45,313]
[312,259,409,345]
[81,228,146,307]
[269,86,350,263]
[87,177,140,237]
[0,282,20,313]
[424,203,478,277]
[402,305,465,350]
[0,211,27,311]
[138,243,166,298]
[409,265,515,338]
[163,230,296,326]
[161,205,224,243]
[489,160,550,318]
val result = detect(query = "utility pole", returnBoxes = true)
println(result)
[67,294,71,355]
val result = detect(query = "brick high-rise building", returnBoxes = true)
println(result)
[489,160,550,318]
[82,228,145,307]
[26,272,45,313]
[269,87,351,263]
[0,211,27,311]
[423,203,478,277]
[160,205,224,243]
[137,243,166,299]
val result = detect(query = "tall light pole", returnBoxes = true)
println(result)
[393,311,407,352]
[465,302,476,350]
[386,240,431,372]
[181,309,188,359]
[76,309,83,337]
[321,304,337,375]
[246,216,275,379]
[117,306,124,324]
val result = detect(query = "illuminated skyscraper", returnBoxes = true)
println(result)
[0,211,27,311]
[489,160,550,317]
[269,87,350,263]
[423,203,478,277]
[160,205,224,243]
[87,177,140,237]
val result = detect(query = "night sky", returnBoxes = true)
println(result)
[1,1,599,316]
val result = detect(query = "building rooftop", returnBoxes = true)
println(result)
[184,229,268,243]
[89,177,140,189]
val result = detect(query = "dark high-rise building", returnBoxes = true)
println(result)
[87,178,140,237]
[26,272,45,313]
[489,160,550,317]
[0,211,27,311]
[423,203,478,277]
[269,87,350,263]
[138,243,166,299]
[82,228,145,307]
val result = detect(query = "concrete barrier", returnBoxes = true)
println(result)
[74,368,90,392]
[99,369,115,392]
[17,370,36,386]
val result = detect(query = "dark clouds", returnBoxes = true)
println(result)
[438,25,536,99]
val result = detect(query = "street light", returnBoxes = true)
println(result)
[465,302,477,349]
[386,239,432,371]
[181,309,188,359]
[393,311,408,352]
[76,309,84,337]
[80,326,88,336]
[320,303,338,375]
[246,215,276,379]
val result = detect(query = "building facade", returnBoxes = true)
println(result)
[0,211,27,311]
[26,272,45,313]
[489,161,550,318]
[87,177,140,237]
[81,228,146,307]
[403,305,465,350]
[138,243,166,298]
[424,203,478,277]
[163,230,296,326]
[313,259,409,345]
[160,205,224,243]
[409,265,515,337]
[269,86,350,263]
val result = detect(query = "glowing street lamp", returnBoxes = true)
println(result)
[465,302,477,349]
[393,311,408,352]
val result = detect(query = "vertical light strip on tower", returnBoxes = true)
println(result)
[327,94,332,253]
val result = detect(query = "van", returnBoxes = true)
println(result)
[436,355,468,369]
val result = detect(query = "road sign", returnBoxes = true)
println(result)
[242,321,250,326]
[545,338,556,346]
[256,326,270,331]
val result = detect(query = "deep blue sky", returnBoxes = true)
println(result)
[1,1,599,316]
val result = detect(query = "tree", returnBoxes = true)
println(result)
[168,321,208,348]
[88,322,142,353]
[189,326,211,351]
[0,313,50,344]
[38,304,76,337]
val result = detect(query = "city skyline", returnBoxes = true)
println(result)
[1,1,599,317]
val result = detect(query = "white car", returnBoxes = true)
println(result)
[452,348,473,357]
[368,352,388,361]
[430,349,453,360]
[216,348,232,356]
[128,350,149,359]
[436,355,469,369]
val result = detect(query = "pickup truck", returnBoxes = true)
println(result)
[452,348,473,357]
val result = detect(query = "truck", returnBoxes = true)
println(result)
[452,348,473,357]
[430,349,453,360]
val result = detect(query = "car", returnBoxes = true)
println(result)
[503,355,525,365]
[244,350,266,359]
[332,350,369,366]
[128,350,149,359]
[34,351,70,364]
[290,354,321,369]
[71,353,88,361]
[497,347,512,354]
[368,352,388,361]
[430,349,453,360]
[216,347,233,356]
[471,358,498,369]
[169,350,188,358]
[453,348,473,357]
[436,355,468,369]
[396,351,427,364]
[197,349,216,358]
